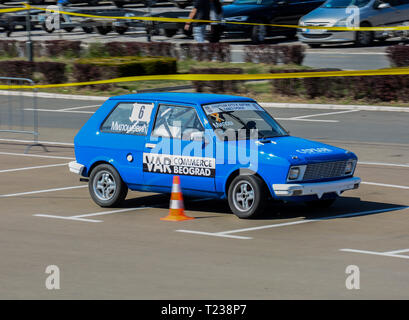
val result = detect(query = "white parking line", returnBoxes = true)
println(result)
[0,152,74,160]
[0,163,69,173]
[340,248,409,260]
[362,181,409,190]
[275,118,339,123]
[0,138,74,146]
[291,109,360,120]
[0,185,87,198]
[276,109,359,123]
[34,207,153,223]
[33,214,103,223]
[24,108,94,114]
[176,206,408,240]
[58,105,99,111]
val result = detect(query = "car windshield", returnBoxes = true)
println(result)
[233,0,275,5]
[202,102,288,140]
[321,0,371,8]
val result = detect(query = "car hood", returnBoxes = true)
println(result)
[222,4,269,18]
[300,7,350,25]
[253,136,354,164]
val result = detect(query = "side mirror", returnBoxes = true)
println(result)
[377,2,391,9]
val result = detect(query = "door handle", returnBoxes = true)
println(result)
[145,143,156,149]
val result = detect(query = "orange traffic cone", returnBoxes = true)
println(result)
[160,176,194,221]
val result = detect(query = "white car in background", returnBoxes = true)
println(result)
[298,0,409,47]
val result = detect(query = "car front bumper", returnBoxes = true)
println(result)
[68,161,85,175]
[297,30,356,44]
[272,177,361,198]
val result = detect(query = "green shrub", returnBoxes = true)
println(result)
[190,67,243,93]
[85,42,109,58]
[73,56,177,84]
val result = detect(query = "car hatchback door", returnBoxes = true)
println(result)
[143,104,216,193]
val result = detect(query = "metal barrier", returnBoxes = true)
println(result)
[0,77,47,153]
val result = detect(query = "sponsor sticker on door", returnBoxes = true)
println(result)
[143,153,216,178]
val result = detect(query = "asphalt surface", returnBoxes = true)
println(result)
[0,94,408,299]
[0,2,398,70]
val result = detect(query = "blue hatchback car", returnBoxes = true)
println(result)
[69,93,361,218]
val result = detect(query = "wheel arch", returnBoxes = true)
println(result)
[87,160,114,177]
[224,168,270,198]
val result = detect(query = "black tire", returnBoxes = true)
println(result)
[305,198,336,209]
[308,43,321,48]
[355,22,373,47]
[251,23,266,44]
[114,25,128,35]
[164,28,177,38]
[227,175,266,219]
[96,25,112,35]
[89,164,128,207]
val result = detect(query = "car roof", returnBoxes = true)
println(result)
[108,92,255,105]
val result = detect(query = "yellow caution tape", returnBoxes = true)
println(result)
[0,7,27,13]
[3,3,408,32]
[2,67,409,90]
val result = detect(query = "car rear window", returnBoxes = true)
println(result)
[100,102,154,135]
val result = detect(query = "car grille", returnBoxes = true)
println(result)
[303,160,347,181]
[305,22,330,27]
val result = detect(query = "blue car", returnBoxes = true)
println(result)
[69,93,361,218]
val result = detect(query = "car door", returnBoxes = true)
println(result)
[99,100,155,188]
[143,104,216,193]
[372,0,404,26]
[270,0,323,28]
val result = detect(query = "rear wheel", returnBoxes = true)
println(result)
[89,164,128,207]
[228,175,266,219]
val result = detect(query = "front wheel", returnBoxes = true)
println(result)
[251,23,266,44]
[355,23,373,47]
[89,164,128,207]
[228,175,266,219]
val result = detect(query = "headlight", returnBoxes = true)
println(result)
[344,159,357,175]
[225,16,249,22]
[287,165,306,182]
[334,18,348,27]
[299,20,306,27]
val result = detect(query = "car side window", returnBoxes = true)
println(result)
[100,102,154,136]
[152,105,204,140]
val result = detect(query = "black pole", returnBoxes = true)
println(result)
[25,4,33,62]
